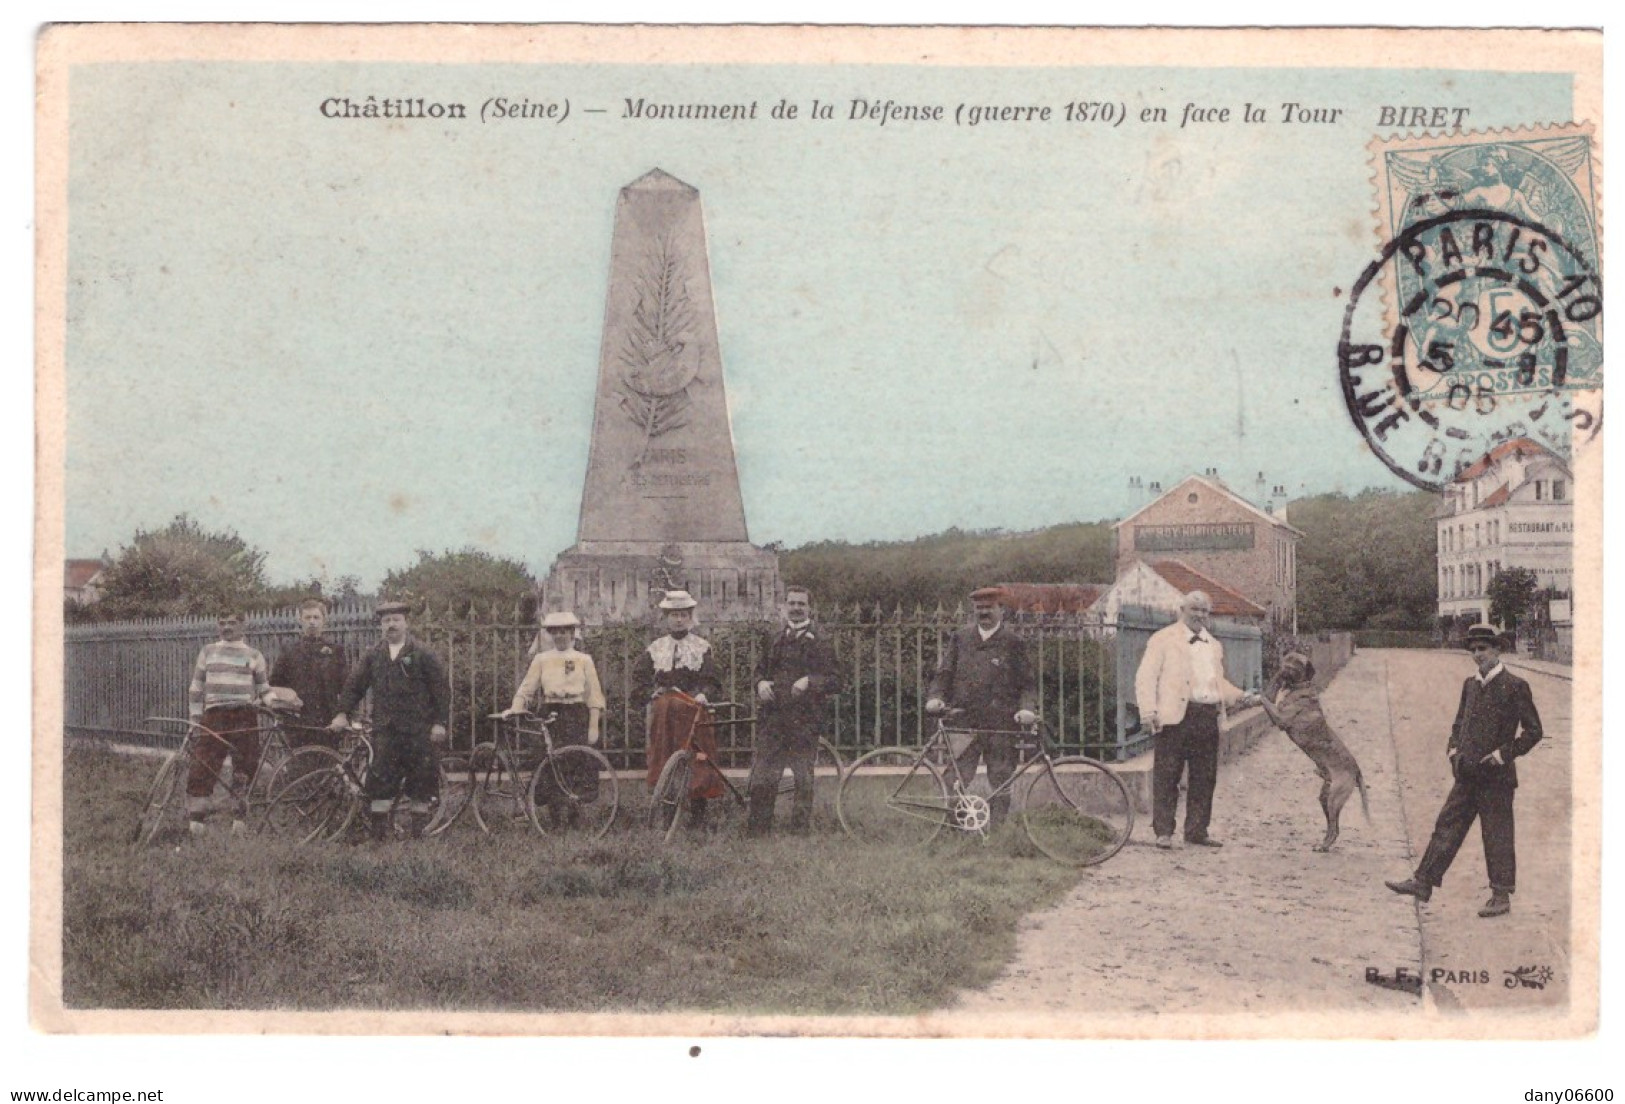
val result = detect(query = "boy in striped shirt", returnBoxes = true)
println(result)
[186,612,270,834]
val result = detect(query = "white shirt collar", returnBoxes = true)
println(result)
[978,622,1002,641]
[1477,662,1506,686]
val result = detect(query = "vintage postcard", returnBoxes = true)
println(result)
[31,21,1605,1068]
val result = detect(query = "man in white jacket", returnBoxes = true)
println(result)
[1134,591,1256,850]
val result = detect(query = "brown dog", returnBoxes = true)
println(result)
[1259,652,1368,851]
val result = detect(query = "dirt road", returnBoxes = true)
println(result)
[933,649,1574,1026]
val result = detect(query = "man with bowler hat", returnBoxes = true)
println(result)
[1386,624,1543,918]
[329,601,449,841]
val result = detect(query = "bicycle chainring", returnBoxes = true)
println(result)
[952,793,991,834]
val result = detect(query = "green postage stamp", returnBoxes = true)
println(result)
[28,21,1607,1086]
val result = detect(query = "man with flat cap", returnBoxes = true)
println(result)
[640,590,724,828]
[1387,624,1543,918]
[329,600,449,841]
[925,587,1037,831]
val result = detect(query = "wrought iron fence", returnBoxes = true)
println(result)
[64,601,1125,765]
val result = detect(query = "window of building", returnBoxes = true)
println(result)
[1187,492,1198,504]
[1535,480,1546,501]
[1554,478,1567,502]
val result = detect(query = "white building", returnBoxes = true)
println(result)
[1436,437,1573,625]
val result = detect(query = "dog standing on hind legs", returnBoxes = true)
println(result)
[1258,652,1368,851]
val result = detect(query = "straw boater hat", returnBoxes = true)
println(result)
[374,600,411,619]
[1465,623,1505,649]
[658,590,697,611]
[969,587,1007,604]
[541,611,580,629]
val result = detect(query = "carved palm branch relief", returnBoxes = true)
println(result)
[616,233,700,467]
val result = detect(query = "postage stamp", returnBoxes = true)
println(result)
[1343,126,1603,491]
[25,21,1608,1094]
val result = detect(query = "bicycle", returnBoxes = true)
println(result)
[131,704,319,847]
[259,723,473,844]
[469,711,619,837]
[646,695,846,841]
[836,712,1134,865]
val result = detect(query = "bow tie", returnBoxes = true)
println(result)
[1189,633,1205,645]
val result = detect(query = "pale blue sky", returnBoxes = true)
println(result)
[65,61,1576,585]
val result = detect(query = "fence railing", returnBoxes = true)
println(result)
[64,601,1126,766]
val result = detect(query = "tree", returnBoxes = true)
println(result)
[92,515,273,620]
[379,548,538,618]
[1487,567,1540,633]
[1291,489,1438,631]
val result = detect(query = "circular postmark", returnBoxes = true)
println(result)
[1339,210,1602,492]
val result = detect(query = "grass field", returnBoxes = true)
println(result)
[63,743,1087,1014]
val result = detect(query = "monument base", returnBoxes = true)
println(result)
[542,540,782,625]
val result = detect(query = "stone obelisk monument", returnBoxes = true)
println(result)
[543,169,781,624]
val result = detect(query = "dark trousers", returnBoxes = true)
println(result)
[187,705,262,804]
[747,725,816,834]
[364,725,438,808]
[947,730,1018,826]
[1415,774,1517,893]
[1151,703,1221,841]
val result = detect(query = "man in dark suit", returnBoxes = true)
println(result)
[747,586,839,836]
[270,597,349,749]
[1386,624,1544,918]
[329,601,450,841]
[925,587,1037,830]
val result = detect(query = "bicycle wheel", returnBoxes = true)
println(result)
[527,745,618,838]
[263,763,357,844]
[772,737,845,831]
[837,747,950,847]
[469,743,528,835]
[648,749,692,840]
[425,753,473,837]
[243,731,296,820]
[1020,756,1135,866]
[260,746,345,818]
[131,751,188,848]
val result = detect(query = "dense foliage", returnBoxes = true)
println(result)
[379,548,538,618]
[779,523,1114,611]
[779,488,1439,632]
[1487,566,1541,633]
[1289,489,1439,632]
[80,514,361,621]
